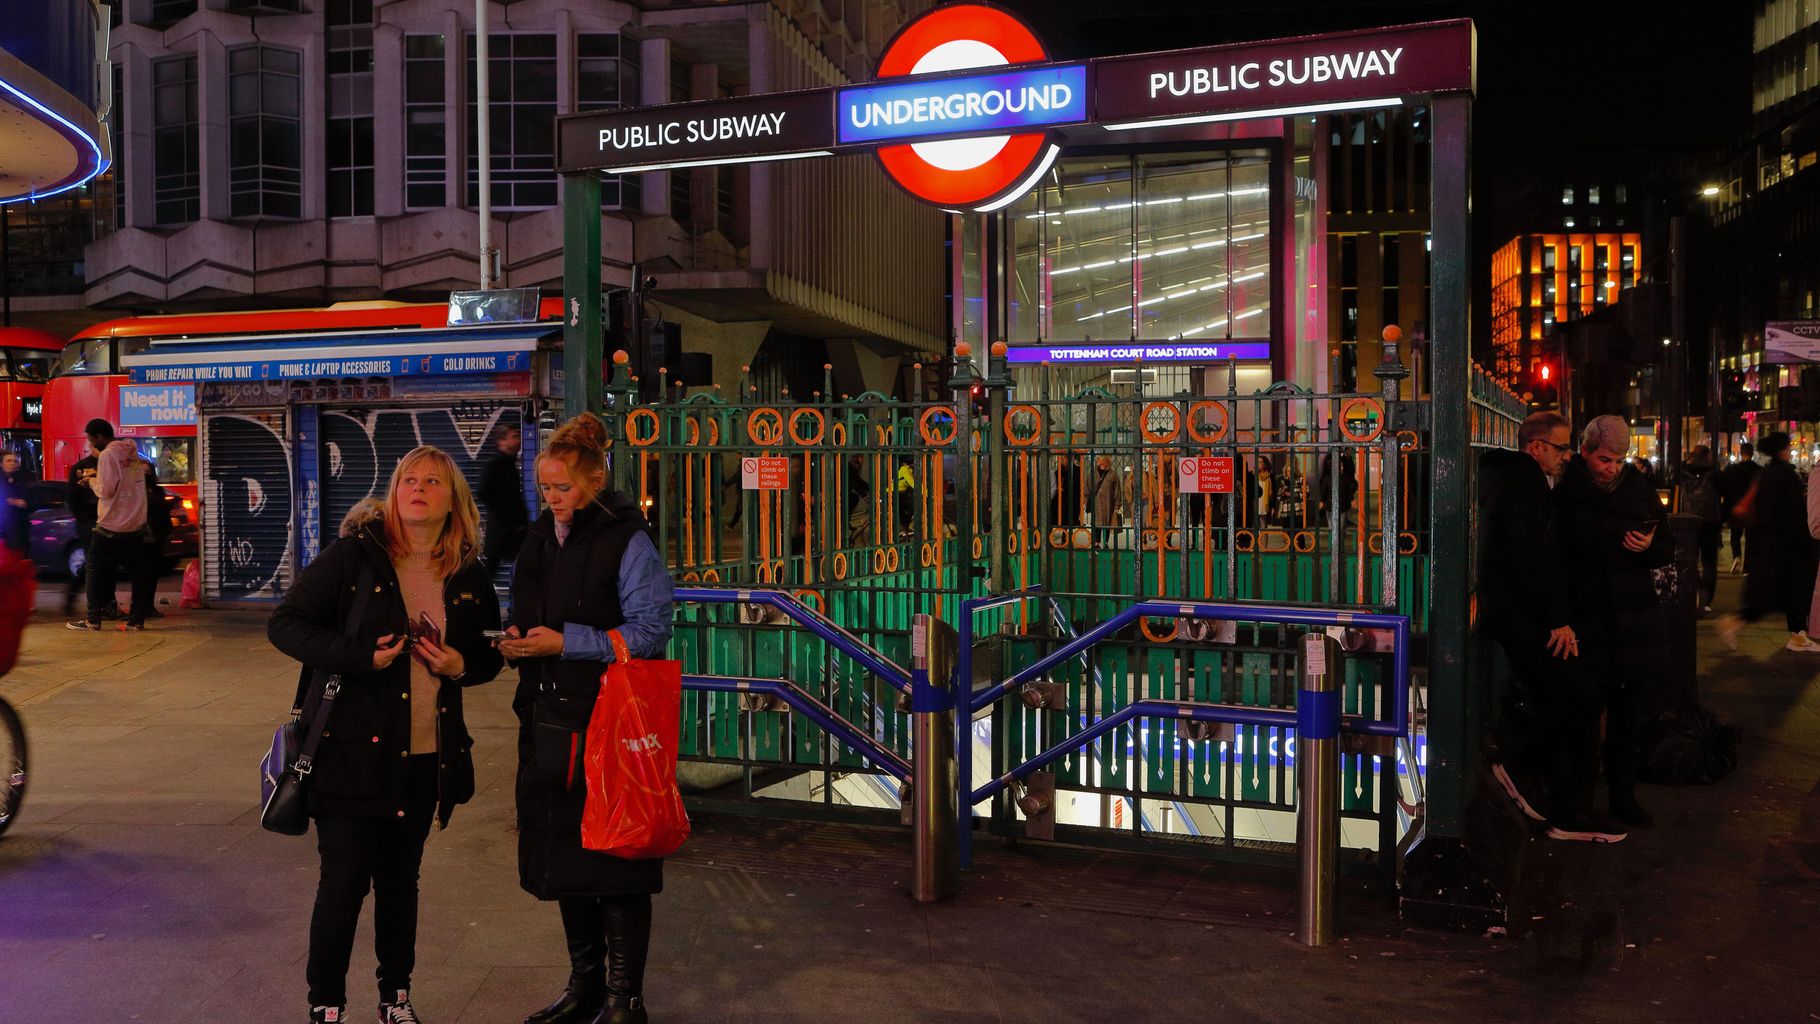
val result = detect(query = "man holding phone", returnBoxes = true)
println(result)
[1556,414,1677,831]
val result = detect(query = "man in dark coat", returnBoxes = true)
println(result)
[477,424,528,579]
[1716,440,1760,573]
[1480,412,1619,842]
[1716,431,1819,653]
[65,438,104,617]
[1556,414,1676,830]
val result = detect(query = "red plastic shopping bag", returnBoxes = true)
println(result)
[580,630,690,858]
[0,550,36,677]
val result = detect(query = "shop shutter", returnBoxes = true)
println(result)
[200,409,294,602]
[319,403,526,548]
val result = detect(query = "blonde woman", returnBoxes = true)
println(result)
[503,412,674,1024]
[269,446,504,1024]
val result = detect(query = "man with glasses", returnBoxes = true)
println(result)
[1479,412,1623,843]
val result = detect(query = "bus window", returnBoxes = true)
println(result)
[55,338,113,376]
[135,436,195,485]
[3,348,52,382]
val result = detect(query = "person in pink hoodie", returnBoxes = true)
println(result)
[66,419,157,631]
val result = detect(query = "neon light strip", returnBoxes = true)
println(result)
[1047,234,1268,277]
[1024,188,1269,219]
[1074,270,1266,322]
[0,73,107,204]
[602,149,834,175]
[1101,97,1404,132]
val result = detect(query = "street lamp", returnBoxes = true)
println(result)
[1701,185,1721,197]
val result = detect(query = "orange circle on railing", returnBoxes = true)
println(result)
[702,568,721,583]
[1048,527,1069,549]
[681,571,701,583]
[1396,429,1420,450]
[1004,405,1043,446]
[746,407,784,446]
[972,536,984,558]
[1399,532,1419,554]
[1367,533,1386,555]
[886,547,900,572]
[832,552,848,579]
[1140,402,1182,444]
[831,421,848,446]
[1292,531,1317,553]
[794,589,824,613]
[920,542,936,567]
[1186,401,1230,444]
[625,408,660,447]
[1234,529,1257,553]
[919,406,958,446]
[1260,529,1292,553]
[1140,617,1180,643]
[874,549,888,574]
[788,408,826,446]
[756,562,774,584]
[1339,398,1385,444]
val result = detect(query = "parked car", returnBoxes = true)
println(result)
[23,480,197,577]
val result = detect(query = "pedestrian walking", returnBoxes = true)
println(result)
[0,450,30,555]
[1676,446,1724,612]
[478,423,529,582]
[502,412,675,1024]
[1717,441,1759,574]
[1088,455,1129,547]
[267,446,504,1024]
[1481,412,1623,842]
[66,419,157,631]
[1717,432,1820,653]
[1556,414,1675,830]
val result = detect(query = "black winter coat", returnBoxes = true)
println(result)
[1741,458,1818,612]
[511,495,665,900]
[1477,447,1571,639]
[268,526,504,827]
[1555,456,1674,684]
[478,448,528,562]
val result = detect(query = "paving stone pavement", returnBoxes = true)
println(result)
[1,577,1818,1023]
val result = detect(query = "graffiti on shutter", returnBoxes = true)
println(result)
[203,410,293,600]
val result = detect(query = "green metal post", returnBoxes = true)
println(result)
[985,342,1010,596]
[562,171,603,418]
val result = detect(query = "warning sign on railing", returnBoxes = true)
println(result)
[741,456,790,490]
[1176,456,1234,494]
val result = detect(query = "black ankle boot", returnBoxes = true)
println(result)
[524,987,606,1024]
[588,996,648,1024]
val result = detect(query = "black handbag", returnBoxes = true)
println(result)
[259,563,375,835]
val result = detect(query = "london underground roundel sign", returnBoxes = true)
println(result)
[868,4,1064,213]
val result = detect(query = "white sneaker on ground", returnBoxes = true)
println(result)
[1715,613,1744,651]
[1787,631,1820,653]
[1729,557,1743,574]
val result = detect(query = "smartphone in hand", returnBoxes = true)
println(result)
[409,610,442,648]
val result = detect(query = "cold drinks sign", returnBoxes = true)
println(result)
[555,10,1474,210]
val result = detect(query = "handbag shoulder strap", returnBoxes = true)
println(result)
[292,559,378,774]
[290,557,379,711]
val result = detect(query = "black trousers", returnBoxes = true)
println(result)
[306,756,438,1008]
[557,894,652,1002]
[86,529,156,624]
[1494,626,1602,821]
[1602,678,1640,799]
[1697,522,1722,607]
[1728,521,1745,560]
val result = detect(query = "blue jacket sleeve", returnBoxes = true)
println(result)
[560,531,675,663]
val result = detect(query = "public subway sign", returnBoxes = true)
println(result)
[553,15,1473,206]
[118,384,197,427]
[1094,21,1475,128]
[555,90,835,174]
[836,64,1088,145]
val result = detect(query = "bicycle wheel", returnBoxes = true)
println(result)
[0,697,25,837]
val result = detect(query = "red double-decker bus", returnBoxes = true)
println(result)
[0,327,62,475]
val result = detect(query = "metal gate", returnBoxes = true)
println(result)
[200,408,293,601]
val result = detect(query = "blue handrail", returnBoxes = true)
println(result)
[680,674,912,783]
[675,586,912,691]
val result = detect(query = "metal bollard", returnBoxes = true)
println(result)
[1297,629,1342,947]
[909,614,959,902]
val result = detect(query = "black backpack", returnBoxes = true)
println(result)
[1640,704,1741,784]
[1684,469,1722,523]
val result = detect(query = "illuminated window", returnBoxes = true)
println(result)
[404,35,446,209]
[228,46,304,218]
[1615,184,1628,203]
[1588,186,1600,205]
[152,56,199,226]
[1561,187,1574,205]
[466,34,559,209]
[1563,216,1575,228]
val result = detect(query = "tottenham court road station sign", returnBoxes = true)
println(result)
[556,7,1473,213]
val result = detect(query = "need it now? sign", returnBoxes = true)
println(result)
[118,384,197,427]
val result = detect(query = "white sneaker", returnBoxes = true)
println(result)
[1716,613,1744,651]
[1787,631,1820,653]
[1729,557,1743,574]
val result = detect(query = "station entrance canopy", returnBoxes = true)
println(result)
[556,10,1474,214]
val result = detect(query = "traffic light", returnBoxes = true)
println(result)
[1532,361,1558,406]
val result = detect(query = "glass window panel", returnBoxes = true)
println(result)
[1134,150,1271,341]
[1007,185,1042,343]
[1041,158,1134,342]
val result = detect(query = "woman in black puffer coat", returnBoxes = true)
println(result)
[503,412,674,1024]
[269,447,504,1024]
